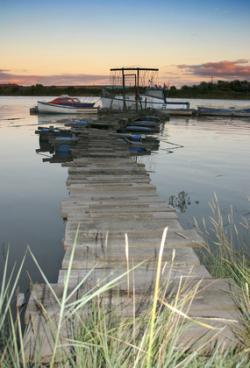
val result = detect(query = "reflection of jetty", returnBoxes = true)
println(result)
[35,115,163,163]
[23,119,244,363]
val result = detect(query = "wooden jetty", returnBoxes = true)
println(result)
[23,127,243,364]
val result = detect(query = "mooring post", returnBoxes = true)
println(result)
[122,68,126,111]
[136,68,140,112]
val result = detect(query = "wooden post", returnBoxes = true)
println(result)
[135,68,140,112]
[122,68,126,111]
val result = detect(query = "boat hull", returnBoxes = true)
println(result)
[100,97,192,115]
[37,101,98,114]
[198,107,250,118]
[198,107,233,116]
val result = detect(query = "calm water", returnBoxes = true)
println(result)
[0,96,250,290]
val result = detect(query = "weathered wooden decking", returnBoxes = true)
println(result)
[24,128,243,363]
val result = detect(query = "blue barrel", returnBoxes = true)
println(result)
[129,146,146,153]
[56,144,71,154]
[130,134,142,141]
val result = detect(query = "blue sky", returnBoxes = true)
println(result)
[1,0,250,85]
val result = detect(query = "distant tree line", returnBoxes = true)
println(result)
[0,80,250,99]
[167,80,250,99]
[0,84,104,96]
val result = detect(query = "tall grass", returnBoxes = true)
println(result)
[0,199,250,367]
[194,194,250,350]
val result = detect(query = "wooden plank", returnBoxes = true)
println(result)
[65,209,175,218]
[175,279,243,352]
[63,208,175,218]
[57,265,211,289]
[88,211,178,219]
[69,183,156,191]
[62,247,201,269]
[64,219,183,233]
[62,196,165,207]
[68,163,145,170]
[61,203,174,218]
[66,177,150,184]
[25,284,77,321]
[63,229,205,249]
[24,314,71,364]
[69,188,157,195]
[63,158,135,167]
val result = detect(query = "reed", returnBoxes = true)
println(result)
[194,195,250,349]
[0,199,249,367]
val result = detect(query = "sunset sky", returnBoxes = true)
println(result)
[1,0,250,86]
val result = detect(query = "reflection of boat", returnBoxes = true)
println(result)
[36,126,72,136]
[37,96,98,114]
[37,114,84,125]
[198,106,250,117]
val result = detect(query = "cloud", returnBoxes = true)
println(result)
[177,59,250,79]
[0,71,109,85]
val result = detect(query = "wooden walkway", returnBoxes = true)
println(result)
[24,128,243,363]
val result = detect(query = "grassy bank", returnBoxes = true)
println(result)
[0,200,249,367]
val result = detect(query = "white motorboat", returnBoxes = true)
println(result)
[37,96,98,114]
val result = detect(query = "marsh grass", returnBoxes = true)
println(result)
[0,199,250,367]
[194,194,250,349]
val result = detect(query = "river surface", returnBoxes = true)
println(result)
[0,96,249,291]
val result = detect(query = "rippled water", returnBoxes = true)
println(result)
[141,117,250,230]
[0,96,249,290]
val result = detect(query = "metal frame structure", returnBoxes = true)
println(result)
[110,67,159,111]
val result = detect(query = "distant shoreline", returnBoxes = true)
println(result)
[1,80,250,100]
[1,94,250,101]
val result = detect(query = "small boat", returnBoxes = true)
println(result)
[197,107,234,116]
[128,120,159,128]
[37,96,98,114]
[134,116,161,123]
[119,126,158,134]
[197,106,250,117]
[65,120,90,127]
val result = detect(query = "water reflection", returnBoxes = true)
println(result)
[36,126,75,163]
[35,119,162,163]
[168,191,199,213]
[140,115,250,246]
[37,113,98,126]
